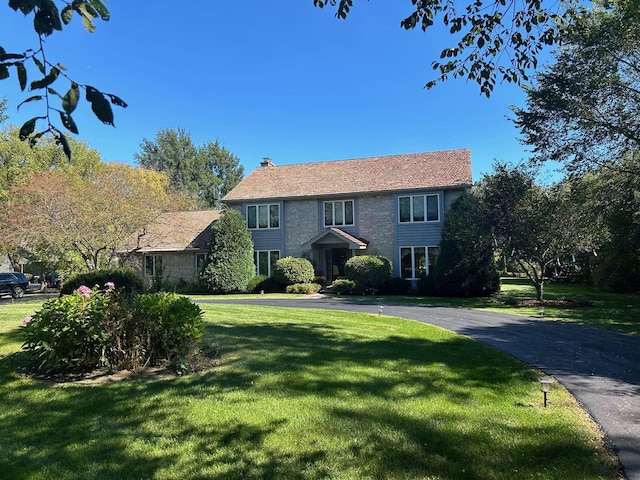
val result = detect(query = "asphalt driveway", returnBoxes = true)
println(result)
[200,296,640,480]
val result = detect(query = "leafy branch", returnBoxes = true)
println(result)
[314,0,576,97]
[1,0,126,158]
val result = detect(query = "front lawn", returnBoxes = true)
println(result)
[0,300,620,479]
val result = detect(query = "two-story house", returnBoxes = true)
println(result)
[222,149,472,282]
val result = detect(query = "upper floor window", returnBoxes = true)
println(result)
[247,204,280,229]
[324,200,354,227]
[399,194,439,223]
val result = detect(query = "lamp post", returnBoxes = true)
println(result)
[539,377,552,407]
[378,305,384,316]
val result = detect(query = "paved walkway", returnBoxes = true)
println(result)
[200,296,640,480]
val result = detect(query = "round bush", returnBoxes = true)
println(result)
[60,268,145,296]
[331,279,356,295]
[285,283,322,294]
[273,257,314,286]
[344,255,392,294]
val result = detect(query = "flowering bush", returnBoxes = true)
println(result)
[22,283,204,374]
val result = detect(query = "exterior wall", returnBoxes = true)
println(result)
[444,188,465,211]
[284,199,319,258]
[122,252,203,285]
[357,193,395,260]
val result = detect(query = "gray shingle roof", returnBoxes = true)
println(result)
[223,149,472,202]
[117,210,222,253]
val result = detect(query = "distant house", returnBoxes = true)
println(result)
[222,149,472,282]
[117,210,222,284]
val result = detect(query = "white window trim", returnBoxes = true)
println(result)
[399,246,439,280]
[323,199,355,227]
[144,254,162,278]
[398,194,440,223]
[246,203,280,230]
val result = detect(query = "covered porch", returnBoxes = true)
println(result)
[301,228,368,283]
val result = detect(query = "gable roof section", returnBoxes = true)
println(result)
[223,149,472,202]
[301,228,368,250]
[117,210,223,253]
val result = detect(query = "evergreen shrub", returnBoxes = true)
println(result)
[344,255,392,294]
[273,257,314,286]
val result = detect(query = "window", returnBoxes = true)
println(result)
[247,204,280,229]
[324,200,354,226]
[254,250,280,277]
[195,253,207,271]
[399,194,439,222]
[400,246,440,279]
[144,255,162,277]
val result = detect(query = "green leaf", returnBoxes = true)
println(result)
[16,63,27,90]
[61,4,73,24]
[33,0,62,36]
[77,3,97,33]
[107,94,128,108]
[9,0,37,15]
[30,66,60,90]
[85,86,114,126]
[0,65,8,80]
[17,95,43,111]
[89,0,110,20]
[0,52,25,61]
[56,131,72,159]
[47,87,62,98]
[19,116,45,140]
[59,111,79,134]
[32,57,45,74]
[62,83,80,114]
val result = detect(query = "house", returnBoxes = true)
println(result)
[117,210,222,284]
[222,149,472,282]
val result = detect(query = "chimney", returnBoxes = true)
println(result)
[260,157,275,167]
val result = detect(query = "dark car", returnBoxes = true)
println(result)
[0,272,30,299]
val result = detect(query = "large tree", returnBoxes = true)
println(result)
[512,2,640,175]
[477,163,591,301]
[135,128,244,208]
[4,163,194,271]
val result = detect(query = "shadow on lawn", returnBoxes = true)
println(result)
[0,316,621,480]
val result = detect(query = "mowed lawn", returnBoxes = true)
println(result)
[0,299,621,479]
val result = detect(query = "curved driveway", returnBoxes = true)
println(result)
[200,296,640,480]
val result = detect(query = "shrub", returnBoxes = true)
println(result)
[201,209,255,293]
[344,255,392,294]
[22,285,204,373]
[273,257,314,286]
[383,277,411,295]
[60,268,144,296]
[285,283,322,294]
[331,279,356,295]
[246,275,284,293]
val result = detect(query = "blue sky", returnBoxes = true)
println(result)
[1,1,539,181]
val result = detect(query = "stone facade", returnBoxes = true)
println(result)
[357,194,396,260]
[284,199,319,258]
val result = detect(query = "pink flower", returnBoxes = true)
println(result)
[104,282,115,292]
[76,285,92,298]
[22,316,32,325]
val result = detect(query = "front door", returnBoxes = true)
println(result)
[327,248,349,282]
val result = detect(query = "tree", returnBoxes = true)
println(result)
[568,155,640,292]
[478,163,590,301]
[512,4,640,176]
[431,192,500,297]
[135,128,244,208]
[1,1,126,158]
[315,0,576,97]
[4,164,190,271]
[200,209,255,293]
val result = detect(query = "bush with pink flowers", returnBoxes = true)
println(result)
[22,284,204,374]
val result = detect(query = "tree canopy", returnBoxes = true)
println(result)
[134,128,244,208]
[512,3,640,175]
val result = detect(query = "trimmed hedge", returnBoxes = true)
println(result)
[285,283,322,294]
[273,257,314,286]
[344,255,392,294]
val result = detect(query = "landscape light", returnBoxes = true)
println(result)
[539,377,553,407]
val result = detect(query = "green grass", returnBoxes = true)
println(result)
[0,300,620,479]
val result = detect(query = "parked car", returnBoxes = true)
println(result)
[0,272,30,299]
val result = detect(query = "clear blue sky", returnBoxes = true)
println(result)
[1,1,539,181]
